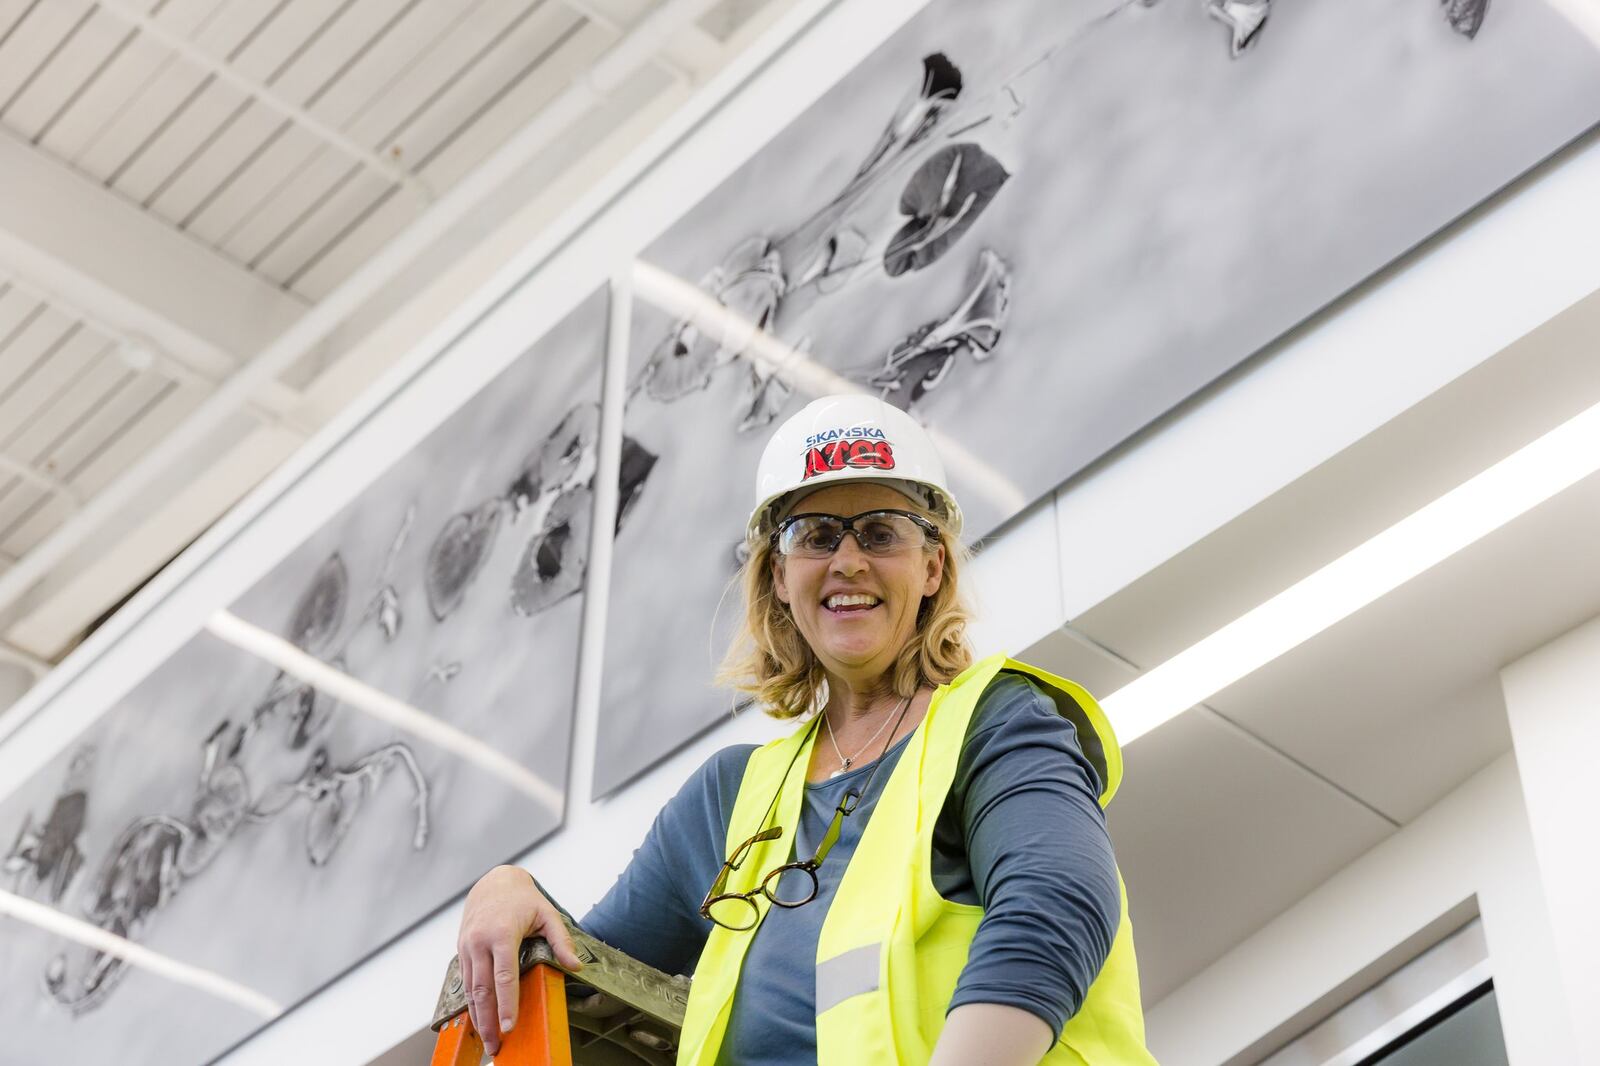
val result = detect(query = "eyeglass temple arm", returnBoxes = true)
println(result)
[709,825,785,896]
[809,794,856,868]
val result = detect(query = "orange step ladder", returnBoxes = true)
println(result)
[429,916,688,1065]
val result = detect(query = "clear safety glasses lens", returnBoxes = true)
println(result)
[776,511,929,558]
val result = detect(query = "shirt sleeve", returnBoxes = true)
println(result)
[579,743,755,976]
[943,674,1122,1040]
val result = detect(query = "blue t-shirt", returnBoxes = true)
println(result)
[580,673,1120,1063]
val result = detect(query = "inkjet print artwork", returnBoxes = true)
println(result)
[596,0,1600,794]
[0,291,616,1064]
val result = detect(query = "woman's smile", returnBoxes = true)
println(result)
[822,591,882,614]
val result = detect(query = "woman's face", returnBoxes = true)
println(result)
[771,482,945,687]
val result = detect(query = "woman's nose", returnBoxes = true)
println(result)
[829,533,869,573]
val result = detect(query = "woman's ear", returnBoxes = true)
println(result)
[923,544,946,598]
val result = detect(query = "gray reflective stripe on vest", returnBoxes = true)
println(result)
[815,943,881,1015]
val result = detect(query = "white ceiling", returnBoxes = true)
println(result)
[1025,286,1600,1005]
[0,0,793,697]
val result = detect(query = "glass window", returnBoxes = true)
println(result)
[1360,984,1508,1066]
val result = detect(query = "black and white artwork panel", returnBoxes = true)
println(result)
[0,290,611,1064]
[596,0,1600,793]
[0,636,340,1064]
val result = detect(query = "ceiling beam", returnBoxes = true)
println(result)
[0,130,309,390]
[0,639,49,679]
[557,0,728,81]
[0,270,309,430]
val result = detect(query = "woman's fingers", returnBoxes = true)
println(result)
[457,948,480,1046]
[491,938,521,1041]
[464,939,503,1055]
[454,865,582,1056]
[535,904,584,972]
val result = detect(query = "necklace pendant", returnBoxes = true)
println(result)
[831,758,851,779]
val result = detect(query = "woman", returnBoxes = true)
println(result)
[458,395,1156,1064]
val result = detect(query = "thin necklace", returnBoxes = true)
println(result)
[824,693,911,779]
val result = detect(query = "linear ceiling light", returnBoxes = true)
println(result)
[0,887,282,1018]
[1101,394,1600,745]
[630,260,1030,516]
[205,611,563,813]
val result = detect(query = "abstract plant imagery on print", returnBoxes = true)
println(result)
[597,0,1600,794]
[0,291,636,1064]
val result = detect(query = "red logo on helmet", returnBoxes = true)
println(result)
[802,439,896,480]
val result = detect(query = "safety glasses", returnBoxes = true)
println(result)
[772,509,939,559]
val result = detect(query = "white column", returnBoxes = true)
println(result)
[1499,610,1600,1066]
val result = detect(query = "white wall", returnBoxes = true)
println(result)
[1142,754,1577,1066]
[1501,613,1600,1066]
[3,0,1600,1062]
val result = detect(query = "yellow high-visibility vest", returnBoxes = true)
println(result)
[678,653,1158,1065]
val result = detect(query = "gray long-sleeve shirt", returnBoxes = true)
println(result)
[580,672,1121,1063]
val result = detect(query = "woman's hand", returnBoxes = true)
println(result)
[456,865,584,1055]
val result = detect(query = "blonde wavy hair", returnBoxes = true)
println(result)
[716,502,975,720]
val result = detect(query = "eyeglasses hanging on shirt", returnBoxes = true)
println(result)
[698,695,915,931]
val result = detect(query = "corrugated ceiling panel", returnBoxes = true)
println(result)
[8,348,129,470]
[0,0,36,40]
[0,345,128,552]
[289,15,614,297]
[0,301,75,400]
[412,19,612,188]
[0,1,93,112]
[0,324,110,452]
[375,3,584,176]
[151,0,419,225]
[302,0,483,129]
[72,0,269,184]
[266,0,413,105]
[339,0,535,155]
[219,0,552,275]
[148,95,283,224]
[250,164,394,282]
[116,76,256,205]
[36,0,225,164]
[60,379,208,500]
[109,0,340,209]
[181,120,327,249]
[184,0,492,249]
[0,286,45,359]
[0,6,124,141]
[22,370,156,494]
[0,343,135,555]
[190,0,405,251]
[224,0,336,85]
[0,372,207,556]
[0,483,52,554]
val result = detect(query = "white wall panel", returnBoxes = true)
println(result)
[1143,756,1577,1066]
[1500,612,1600,1066]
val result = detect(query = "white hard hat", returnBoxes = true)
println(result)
[747,394,963,540]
